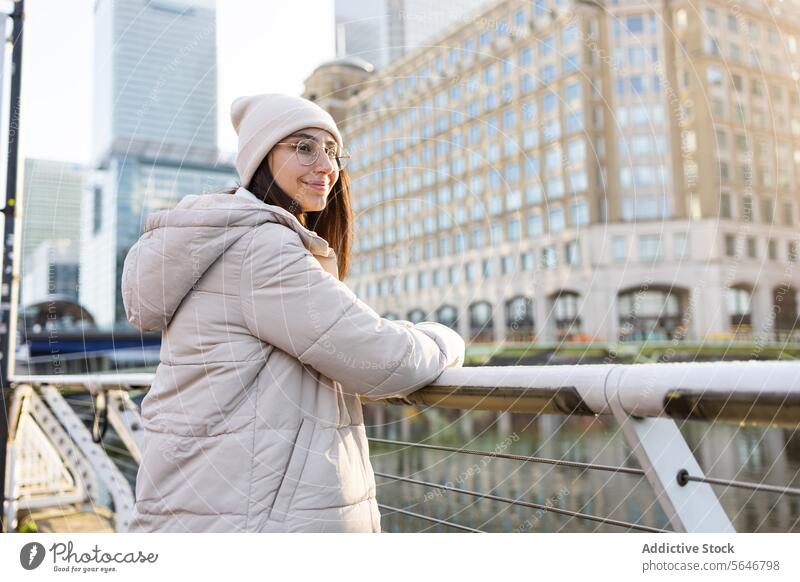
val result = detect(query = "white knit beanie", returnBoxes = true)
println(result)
[230,93,343,188]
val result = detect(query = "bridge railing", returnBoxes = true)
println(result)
[5,361,800,533]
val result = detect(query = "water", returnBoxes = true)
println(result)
[365,406,800,533]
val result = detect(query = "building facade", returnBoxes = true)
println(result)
[309,0,800,344]
[335,0,494,70]
[20,158,85,266]
[21,239,80,307]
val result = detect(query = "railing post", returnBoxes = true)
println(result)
[605,367,735,532]
[2,383,25,532]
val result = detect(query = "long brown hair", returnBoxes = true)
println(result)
[223,155,353,279]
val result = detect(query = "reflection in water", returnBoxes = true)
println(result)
[365,406,800,533]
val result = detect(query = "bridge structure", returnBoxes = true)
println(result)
[3,360,800,533]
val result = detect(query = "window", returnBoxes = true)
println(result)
[784,201,795,226]
[528,212,543,236]
[448,266,459,284]
[571,200,589,225]
[521,252,534,271]
[92,186,103,234]
[490,222,503,244]
[725,234,737,257]
[526,182,542,204]
[639,235,661,262]
[706,65,724,87]
[562,24,578,45]
[549,207,565,232]
[520,46,533,66]
[547,177,564,199]
[564,82,581,102]
[539,35,554,56]
[542,246,557,268]
[567,139,586,163]
[465,262,476,282]
[471,226,484,248]
[747,237,758,258]
[566,111,583,133]
[762,199,774,224]
[545,145,562,170]
[742,196,754,222]
[719,192,733,218]
[543,91,557,114]
[482,258,492,278]
[626,15,644,33]
[565,241,580,266]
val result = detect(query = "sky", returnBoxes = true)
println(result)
[19,0,336,164]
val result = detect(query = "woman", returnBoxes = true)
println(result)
[121,93,465,532]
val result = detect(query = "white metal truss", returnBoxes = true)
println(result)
[4,385,98,531]
[106,390,144,465]
[38,385,135,533]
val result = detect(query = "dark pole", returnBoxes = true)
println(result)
[0,0,25,534]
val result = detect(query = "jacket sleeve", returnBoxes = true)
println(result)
[239,223,465,399]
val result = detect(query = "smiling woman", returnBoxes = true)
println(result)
[120,92,466,533]
[221,94,353,277]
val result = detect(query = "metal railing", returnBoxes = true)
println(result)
[5,361,800,533]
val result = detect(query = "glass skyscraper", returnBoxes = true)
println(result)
[83,0,235,329]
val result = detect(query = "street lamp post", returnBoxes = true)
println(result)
[0,0,25,534]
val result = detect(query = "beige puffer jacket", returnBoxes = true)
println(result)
[120,188,465,532]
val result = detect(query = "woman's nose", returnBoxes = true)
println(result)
[315,151,336,174]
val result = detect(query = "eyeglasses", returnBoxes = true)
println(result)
[275,139,350,171]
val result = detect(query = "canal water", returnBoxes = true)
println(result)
[365,406,800,533]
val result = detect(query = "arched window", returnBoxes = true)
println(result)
[381,312,399,321]
[726,286,752,337]
[505,296,534,341]
[469,301,494,342]
[552,291,582,340]
[436,305,459,330]
[618,286,688,341]
[407,308,426,324]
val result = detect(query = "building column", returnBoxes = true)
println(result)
[582,284,613,342]
[752,283,775,342]
[535,292,552,343]
[494,300,506,343]
[689,282,728,340]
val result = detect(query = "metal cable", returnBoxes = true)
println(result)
[374,471,669,533]
[368,437,645,476]
[679,470,800,497]
[377,503,483,533]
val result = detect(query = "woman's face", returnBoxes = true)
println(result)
[268,127,340,213]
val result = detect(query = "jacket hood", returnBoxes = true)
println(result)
[121,188,335,332]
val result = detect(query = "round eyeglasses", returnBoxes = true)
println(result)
[275,139,350,171]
